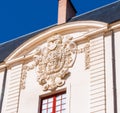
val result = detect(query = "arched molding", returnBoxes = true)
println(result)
[5,21,107,63]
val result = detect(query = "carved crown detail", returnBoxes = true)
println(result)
[21,35,77,91]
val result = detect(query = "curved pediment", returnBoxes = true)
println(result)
[5,21,107,64]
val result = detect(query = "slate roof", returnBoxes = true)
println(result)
[0,1,120,63]
[69,1,120,23]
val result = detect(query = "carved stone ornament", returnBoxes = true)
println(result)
[21,35,77,91]
[77,44,90,69]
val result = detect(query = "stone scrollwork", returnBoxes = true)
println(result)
[77,43,90,69]
[21,35,77,91]
[84,44,90,69]
[21,61,36,89]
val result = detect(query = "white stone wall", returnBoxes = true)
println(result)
[18,35,112,113]
[70,53,90,113]
[7,36,109,113]
[2,29,120,113]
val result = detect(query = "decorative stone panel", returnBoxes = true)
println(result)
[21,35,77,91]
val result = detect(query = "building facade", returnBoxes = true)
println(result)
[0,0,120,113]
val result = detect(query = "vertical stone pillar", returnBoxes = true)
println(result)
[2,64,22,113]
[90,36,106,113]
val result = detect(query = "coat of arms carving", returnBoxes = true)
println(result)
[21,35,77,91]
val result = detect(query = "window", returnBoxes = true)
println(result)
[40,92,66,113]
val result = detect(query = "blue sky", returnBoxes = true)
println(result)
[0,0,116,43]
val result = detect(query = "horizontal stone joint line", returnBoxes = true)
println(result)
[90,86,105,91]
[90,103,105,108]
[90,90,105,96]
[91,95,105,100]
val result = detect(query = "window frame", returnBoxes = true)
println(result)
[38,89,66,113]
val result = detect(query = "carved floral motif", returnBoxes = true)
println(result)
[21,35,77,91]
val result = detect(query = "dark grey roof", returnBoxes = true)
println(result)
[69,1,120,23]
[1,1,120,63]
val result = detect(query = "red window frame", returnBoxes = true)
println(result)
[39,91,66,113]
